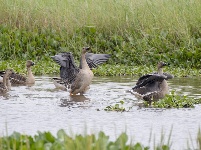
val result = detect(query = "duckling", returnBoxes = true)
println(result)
[131,62,174,103]
[0,69,14,93]
[51,47,111,94]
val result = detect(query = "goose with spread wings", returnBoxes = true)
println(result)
[130,62,174,102]
[51,47,111,95]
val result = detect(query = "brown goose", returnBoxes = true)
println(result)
[131,62,174,102]
[1,60,35,86]
[0,69,14,94]
[51,47,111,94]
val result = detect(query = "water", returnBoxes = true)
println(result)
[0,76,201,149]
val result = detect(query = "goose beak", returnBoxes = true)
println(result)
[162,62,168,66]
[85,47,90,51]
[164,62,170,66]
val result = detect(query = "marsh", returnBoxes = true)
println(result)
[0,76,200,149]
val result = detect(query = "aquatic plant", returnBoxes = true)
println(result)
[144,91,201,108]
[104,100,126,112]
[1,128,201,150]
[0,129,150,150]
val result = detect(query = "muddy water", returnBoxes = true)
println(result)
[0,76,201,149]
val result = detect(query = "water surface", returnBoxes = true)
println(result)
[0,76,201,150]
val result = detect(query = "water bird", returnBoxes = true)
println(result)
[51,47,111,95]
[0,60,35,86]
[130,62,174,103]
[0,69,14,93]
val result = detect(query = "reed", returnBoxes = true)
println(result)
[1,0,201,37]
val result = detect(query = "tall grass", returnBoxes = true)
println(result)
[1,0,201,36]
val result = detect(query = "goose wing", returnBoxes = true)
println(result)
[0,70,26,85]
[51,52,80,85]
[79,53,111,69]
[9,73,27,85]
[133,74,167,90]
[163,72,174,79]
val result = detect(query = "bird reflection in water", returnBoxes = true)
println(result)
[59,95,90,108]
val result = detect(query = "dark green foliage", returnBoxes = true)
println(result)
[1,59,200,77]
[0,130,151,150]
[1,129,201,150]
[0,25,201,69]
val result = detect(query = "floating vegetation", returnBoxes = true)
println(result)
[104,100,126,112]
[104,91,201,111]
[144,91,201,108]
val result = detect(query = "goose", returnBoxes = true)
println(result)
[51,47,111,94]
[0,60,35,86]
[0,69,14,93]
[131,62,174,102]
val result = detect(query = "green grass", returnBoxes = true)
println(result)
[0,0,201,68]
[0,128,201,150]
[1,0,201,35]
[0,130,150,150]
[0,59,200,77]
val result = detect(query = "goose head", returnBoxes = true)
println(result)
[5,69,14,79]
[157,62,167,69]
[82,47,90,54]
[26,60,35,68]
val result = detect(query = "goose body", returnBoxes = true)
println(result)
[131,62,174,102]
[51,47,110,94]
[9,60,35,86]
